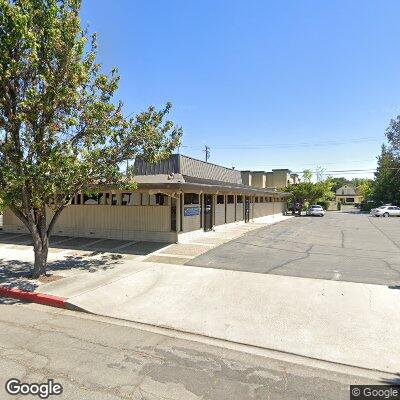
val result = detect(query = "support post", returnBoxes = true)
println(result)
[176,193,181,233]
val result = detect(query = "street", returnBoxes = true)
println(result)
[189,212,400,286]
[0,302,392,400]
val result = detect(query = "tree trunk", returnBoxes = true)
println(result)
[32,227,49,279]
[11,204,65,278]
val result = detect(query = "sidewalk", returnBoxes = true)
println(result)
[39,260,400,373]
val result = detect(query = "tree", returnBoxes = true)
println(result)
[385,115,400,155]
[355,179,373,201]
[0,0,182,277]
[373,145,400,205]
[373,117,400,205]
[284,179,334,208]
[329,177,350,193]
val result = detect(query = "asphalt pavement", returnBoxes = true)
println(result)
[188,211,400,286]
[0,303,394,400]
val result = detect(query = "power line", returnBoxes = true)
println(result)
[241,159,376,167]
[181,137,383,150]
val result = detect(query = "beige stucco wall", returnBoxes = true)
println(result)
[236,203,244,221]
[226,204,236,223]
[215,204,225,226]
[3,204,176,243]
[251,173,266,188]
[252,201,286,219]
[241,172,251,186]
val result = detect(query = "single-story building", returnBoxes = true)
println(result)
[335,185,363,205]
[3,154,291,243]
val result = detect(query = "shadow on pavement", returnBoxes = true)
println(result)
[0,232,171,256]
[381,374,400,385]
[0,253,124,290]
[0,297,27,305]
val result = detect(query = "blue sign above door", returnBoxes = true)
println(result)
[184,206,200,217]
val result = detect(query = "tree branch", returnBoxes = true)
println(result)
[9,205,31,233]
[47,204,65,237]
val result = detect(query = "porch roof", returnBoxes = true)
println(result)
[132,174,291,197]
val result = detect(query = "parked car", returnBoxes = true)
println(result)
[370,205,400,217]
[306,205,325,217]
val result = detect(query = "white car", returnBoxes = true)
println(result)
[370,205,400,217]
[307,205,325,217]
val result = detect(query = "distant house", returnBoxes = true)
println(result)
[335,185,363,205]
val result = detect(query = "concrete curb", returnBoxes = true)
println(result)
[0,286,67,308]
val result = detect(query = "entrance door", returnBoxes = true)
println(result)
[204,194,213,231]
[171,197,177,231]
[244,196,250,223]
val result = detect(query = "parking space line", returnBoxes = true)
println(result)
[149,253,193,259]
[50,237,76,246]
[179,242,216,247]
[113,240,138,250]
[0,233,27,241]
[84,238,110,248]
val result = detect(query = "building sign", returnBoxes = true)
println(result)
[184,206,200,217]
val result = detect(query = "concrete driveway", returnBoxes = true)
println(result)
[188,212,400,286]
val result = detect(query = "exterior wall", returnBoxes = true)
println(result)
[3,203,176,243]
[226,204,236,223]
[215,204,225,226]
[241,172,251,186]
[265,173,274,188]
[252,201,287,219]
[3,191,289,242]
[235,202,244,221]
[265,171,291,189]
[335,195,363,204]
[251,172,266,188]
[182,204,201,233]
[271,173,290,189]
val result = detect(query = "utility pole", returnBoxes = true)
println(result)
[203,145,210,163]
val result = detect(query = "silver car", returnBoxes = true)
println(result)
[307,205,325,217]
[370,205,400,217]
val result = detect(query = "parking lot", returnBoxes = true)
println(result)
[189,211,400,286]
[0,231,171,287]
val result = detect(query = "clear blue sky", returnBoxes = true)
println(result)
[81,0,400,179]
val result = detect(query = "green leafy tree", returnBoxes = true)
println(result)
[284,179,334,209]
[0,0,182,277]
[329,177,350,193]
[353,179,373,201]
[373,117,400,205]
[373,145,400,205]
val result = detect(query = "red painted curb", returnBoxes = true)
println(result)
[0,286,67,308]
